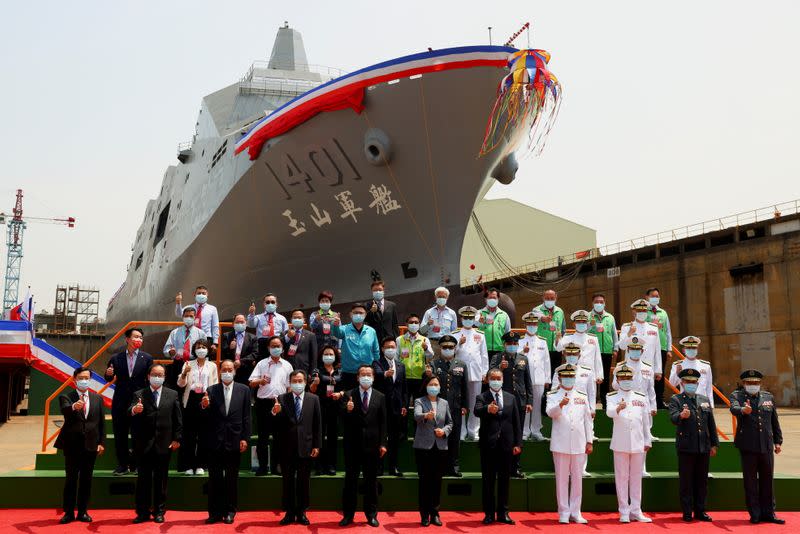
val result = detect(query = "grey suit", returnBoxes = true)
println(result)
[413,395,453,520]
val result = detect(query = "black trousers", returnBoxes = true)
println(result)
[480,444,512,518]
[654,350,668,409]
[599,353,613,409]
[447,406,463,473]
[548,351,562,378]
[385,410,405,472]
[111,407,133,469]
[416,445,446,517]
[512,396,525,473]
[740,451,776,520]
[208,449,241,519]
[135,449,171,517]
[406,379,423,406]
[678,452,710,515]
[342,447,379,519]
[320,400,339,471]
[282,455,312,515]
[178,392,207,471]
[63,450,97,515]
[254,398,280,472]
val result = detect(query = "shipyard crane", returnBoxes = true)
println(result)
[1,189,75,313]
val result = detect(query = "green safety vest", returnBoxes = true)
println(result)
[398,334,428,379]
[589,312,616,354]
[534,305,564,351]
[646,307,670,350]
[478,309,509,352]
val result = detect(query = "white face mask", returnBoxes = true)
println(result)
[744,384,760,396]
[526,324,537,335]
[195,348,208,359]
[684,348,698,359]
[221,372,234,384]
[383,348,397,360]
[76,379,91,391]
[635,312,648,322]
[322,354,336,365]
[435,297,447,306]
[183,317,195,327]
[575,323,588,333]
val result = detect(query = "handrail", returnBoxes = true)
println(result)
[41,320,232,452]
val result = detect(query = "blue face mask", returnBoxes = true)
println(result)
[233,322,246,333]
[441,348,455,358]
[290,382,306,394]
[618,380,633,391]
[426,385,440,397]
[269,347,283,358]
[544,299,556,309]
[435,297,447,306]
[291,318,304,329]
[575,323,588,333]
[407,323,420,334]
[683,382,698,394]
[76,379,91,391]
[506,345,518,354]
[565,355,579,366]
[372,291,384,301]
[462,319,474,328]
[319,301,331,311]
[322,354,336,365]
[649,297,660,307]
[383,348,397,360]
[195,294,208,304]
[149,376,164,388]
[593,302,605,313]
[561,377,576,388]
[351,313,365,324]
[265,303,277,313]
[486,298,499,308]
[684,348,698,359]
[526,325,537,335]
[488,379,503,392]
[359,375,373,388]
[628,349,642,361]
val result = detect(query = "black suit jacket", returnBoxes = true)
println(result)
[275,391,322,459]
[106,350,153,412]
[54,389,105,454]
[203,382,251,452]
[374,357,407,415]
[340,387,388,453]
[221,330,258,383]
[669,392,719,454]
[365,299,399,341]
[474,390,522,451]
[283,329,318,374]
[130,386,183,456]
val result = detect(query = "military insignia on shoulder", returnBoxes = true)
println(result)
[634,391,645,397]
[453,328,461,334]
[547,390,558,395]
[517,360,526,367]
[607,391,618,396]
[699,359,710,365]
[642,361,652,367]
[575,390,587,396]
[579,365,591,371]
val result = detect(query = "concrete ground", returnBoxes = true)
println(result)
[1,409,798,475]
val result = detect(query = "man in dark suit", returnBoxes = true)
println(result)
[284,309,319,374]
[474,368,522,525]
[365,279,399,342]
[221,313,258,384]
[105,327,153,475]
[374,337,407,476]
[340,364,388,527]
[201,360,251,524]
[55,367,105,524]
[669,368,718,522]
[130,364,182,524]
[272,370,322,525]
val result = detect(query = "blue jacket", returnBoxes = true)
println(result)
[332,323,380,374]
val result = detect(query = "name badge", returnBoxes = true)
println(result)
[596,325,604,333]
[326,384,334,396]
[288,344,298,356]
[322,323,331,334]
[401,348,410,358]
[474,334,481,343]
[574,398,586,405]
[485,317,494,325]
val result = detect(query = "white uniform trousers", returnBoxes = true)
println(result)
[523,384,545,438]
[464,381,483,439]
[613,451,645,517]
[553,452,585,519]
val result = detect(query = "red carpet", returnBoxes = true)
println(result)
[0,510,797,532]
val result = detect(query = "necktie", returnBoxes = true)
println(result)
[235,333,243,359]
[362,390,369,413]
[495,392,500,409]
[294,395,302,421]
[182,328,191,361]
[390,361,396,383]
[267,314,274,336]
[153,389,159,408]
[196,304,203,328]
[128,353,135,375]
[82,393,88,417]
[224,386,231,415]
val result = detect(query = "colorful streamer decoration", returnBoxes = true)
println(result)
[479,49,562,158]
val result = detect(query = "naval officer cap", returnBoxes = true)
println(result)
[563,341,581,355]
[570,310,590,322]
[522,310,543,324]
[501,331,520,343]
[458,306,478,318]
[740,369,763,382]
[615,364,634,379]
[630,298,649,311]
[678,368,701,381]
[680,335,701,348]
[627,336,643,350]
[438,334,457,348]
[558,364,577,377]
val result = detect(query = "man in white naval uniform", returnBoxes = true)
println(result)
[612,336,657,477]
[617,299,662,379]
[546,365,594,524]
[518,311,550,441]
[606,364,653,523]
[453,306,489,440]
[669,336,715,408]
[556,310,603,383]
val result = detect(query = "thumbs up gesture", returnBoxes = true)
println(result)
[333,313,341,326]
[175,292,183,305]
[346,396,355,413]
[459,335,466,345]
[271,401,281,416]
[425,409,435,421]
[73,399,85,412]
[132,397,144,415]
[559,396,570,408]
[617,399,627,413]
[500,358,509,369]
[680,403,690,419]
[105,363,114,377]
[248,302,256,315]
[742,399,753,415]
[201,392,210,409]
[487,400,499,414]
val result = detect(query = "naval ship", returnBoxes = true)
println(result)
[106,24,555,333]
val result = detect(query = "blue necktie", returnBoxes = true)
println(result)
[294,395,302,421]
[362,390,369,413]
[153,389,159,407]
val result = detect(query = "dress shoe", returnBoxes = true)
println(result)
[205,516,221,524]
[450,470,462,478]
[279,513,294,525]
[339,516,354,526]
[113,466,128,476]
[133,515,149,524]
[59,514,75,524]
[750,517,760,524]
[421,515,430,527]
[223,513,235,524]
[570,515,588,524]
[511,470,526,479]
[482,515,494,525]
[631,513,652,523]
[558,515,569,524]
[366,516,380,527]
[297,513,310,525]
[153,514,165,523]
[619,515,630,523]
[497,513,515,524]
[695,512,712,522]
[682,513,693,522]
[389,468,403,477]
[764,517,785,524]
[324,467,337,476]
[76,513,92,523]
[255,468,269,476]
[430,514,442,526]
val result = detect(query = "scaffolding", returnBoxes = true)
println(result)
[53,284,101,334]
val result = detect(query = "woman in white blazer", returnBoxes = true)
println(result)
[413,376,453,526]
[176,339,218,475]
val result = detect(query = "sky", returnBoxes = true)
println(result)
[1,1,798,317]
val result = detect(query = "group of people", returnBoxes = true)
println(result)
[54,282,785,527]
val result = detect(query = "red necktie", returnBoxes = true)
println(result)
[195,304,203,328]
[267,314,274,336]
[183,328,191,361]
[82,393,88,417]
